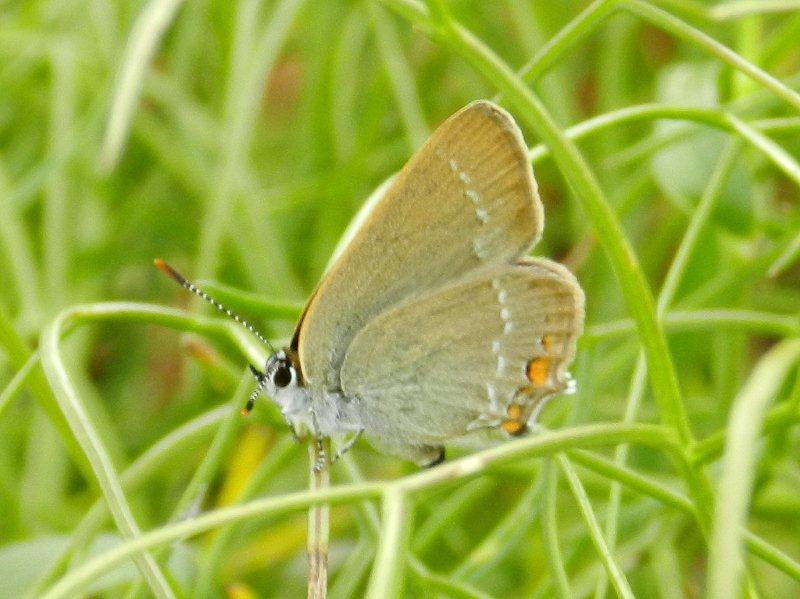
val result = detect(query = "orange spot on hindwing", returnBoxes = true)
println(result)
[527,357,551,387]
[501,403,527,436]
[501,419,526,435]
[506,403,523,420]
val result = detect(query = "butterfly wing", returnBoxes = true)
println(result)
[339,259,584,462]
[295,101,543,391]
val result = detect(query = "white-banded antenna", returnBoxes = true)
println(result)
[154,259,277,354]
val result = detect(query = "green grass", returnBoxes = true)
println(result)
[1,0,800,597]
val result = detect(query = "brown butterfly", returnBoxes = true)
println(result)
[158,100,584,468]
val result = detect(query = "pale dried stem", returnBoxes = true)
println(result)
[307,440,330,599]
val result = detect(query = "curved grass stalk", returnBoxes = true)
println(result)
[707,339,800,598]
[541,461,571,599]
[194,0,306,280]
[42,481,384,599]
[596,141,741,596]
[528,105,800,188]
[99,0,187,170]
[32,300,287,597]
[515,0,800,113]
[30,406,227,595]
[43,421,800,597]
[365,489,409,599]
[585,309,800,345]
[0,351,38,418]
[381,0,710,525]
[395,423,682,494]
[39,311,175,598]
[624,0,800,111]
[367,1,429,150]
[44,301,268,364]
[42,423,678,599]
[557,455,634,599]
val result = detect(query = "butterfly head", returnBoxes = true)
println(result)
[153,259,308,417]
[258,349,306,412]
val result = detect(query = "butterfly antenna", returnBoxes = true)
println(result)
[154,259,277,354]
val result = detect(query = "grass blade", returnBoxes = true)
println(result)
[39,312,175,598]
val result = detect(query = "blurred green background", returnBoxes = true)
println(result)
[1,0,800,597]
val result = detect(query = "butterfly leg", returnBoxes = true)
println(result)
[330,429,364,466]
[308,408,329,472]
[422,446,446,468]
[282,413,302,443]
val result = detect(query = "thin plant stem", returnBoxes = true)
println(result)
[99,0,187,169]
[31,406,228,596]
[367,1,429,150]
[308,440,331,599]
[542,461,571,599]
[584,309,800,345]
[39,311,175,598]
[707,339,800,598]
[194,0,306,280]
[124,374,249,599]
[0,306,92,480]
[557,455,634,599]
[39,418,800,598]
[0,352,38,418]
[596,139,741,596]
[365,489,409,599]
[382,0,715,533]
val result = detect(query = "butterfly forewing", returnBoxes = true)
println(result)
[339,259,584,450]
[296,101,543,391]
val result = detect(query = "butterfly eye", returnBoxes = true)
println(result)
[273,365,293,388]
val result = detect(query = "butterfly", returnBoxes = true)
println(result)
[158,100,584,469]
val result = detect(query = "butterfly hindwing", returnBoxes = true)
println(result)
[338,259,584,458]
